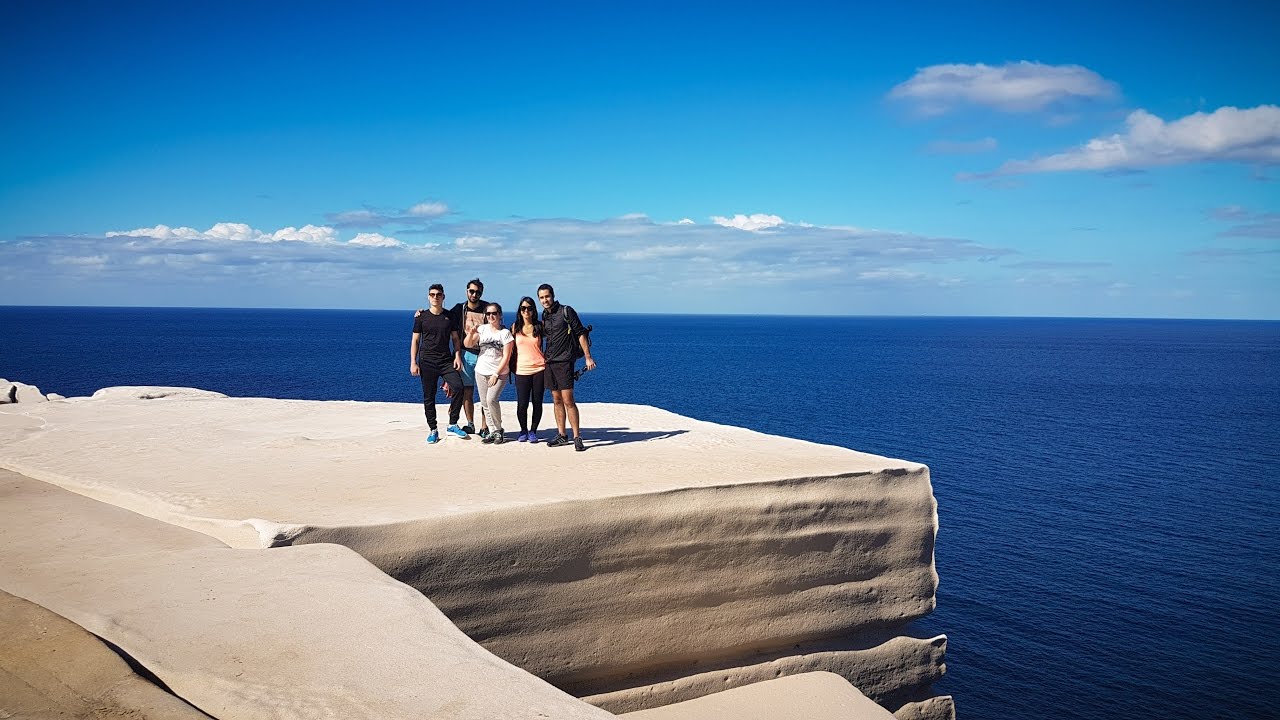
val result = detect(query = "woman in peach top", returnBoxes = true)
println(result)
[510,296,547,443]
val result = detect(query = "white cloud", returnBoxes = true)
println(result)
[889,61,1118,115]
[271,225,341,244]
[407,201,449,218]
[676,218,695,225]
[106,224,205,240]
[711,213,786,231]
[203,222,259,242]
[347,232,404,247]
[108,222,342,245]
[985,105,1280,175]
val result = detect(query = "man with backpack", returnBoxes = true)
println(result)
[537,283,596,451]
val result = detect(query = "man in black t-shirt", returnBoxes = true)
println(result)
[538,283,597,452]
[410,283,468,443]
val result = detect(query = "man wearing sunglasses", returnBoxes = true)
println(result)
[410,284,468,444]
[449,278,490,438]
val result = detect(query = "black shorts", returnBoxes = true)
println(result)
[545,360,575,391]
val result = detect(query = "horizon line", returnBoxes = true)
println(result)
[1,304,1276,323]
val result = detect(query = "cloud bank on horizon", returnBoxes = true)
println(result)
[4,210,1010,307]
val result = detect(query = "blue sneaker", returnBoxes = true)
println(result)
[446,425,469,439]
[426,430,440,444]
[516,432,529,442]
[528,432,542,444]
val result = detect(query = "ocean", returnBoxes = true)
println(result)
[2,306,1277,720]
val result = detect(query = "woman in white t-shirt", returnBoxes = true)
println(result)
[465,303,514,444]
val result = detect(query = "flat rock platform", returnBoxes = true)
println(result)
[0,386,923,547]
[0,387,952,719]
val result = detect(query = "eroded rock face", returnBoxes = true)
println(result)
[0,470,920,720]
[291,470,942,713]
[0,387,952,717]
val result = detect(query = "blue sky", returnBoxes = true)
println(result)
[2,1,1277,317]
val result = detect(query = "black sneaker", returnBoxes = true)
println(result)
[547,435,570,448]
[479,427,490,440]
[461,424,475,435]
[574,436,585,452]
[492,430,505,445]
[481,431,495,444]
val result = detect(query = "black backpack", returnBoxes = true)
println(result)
[564,305,593,360]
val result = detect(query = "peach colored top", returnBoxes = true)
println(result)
[515,331,546,375]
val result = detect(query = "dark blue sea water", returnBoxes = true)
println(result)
[3,306,1278,720]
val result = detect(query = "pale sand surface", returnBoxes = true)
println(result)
[0,387,924,548]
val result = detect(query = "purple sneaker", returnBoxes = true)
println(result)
[516,432,529,442]
[528,432,542,444]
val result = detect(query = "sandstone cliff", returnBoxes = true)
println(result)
[0,384,953,719]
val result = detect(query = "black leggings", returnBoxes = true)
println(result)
[419,361,465,430]
[515,371,545,433]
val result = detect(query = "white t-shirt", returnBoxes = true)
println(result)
[474,325,514,376]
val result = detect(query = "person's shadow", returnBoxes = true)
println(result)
[581,427,688,447]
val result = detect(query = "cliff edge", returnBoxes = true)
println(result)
[0,383,953,719]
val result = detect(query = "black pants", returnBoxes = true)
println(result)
[514,371,545,433]
[419,360,465,430]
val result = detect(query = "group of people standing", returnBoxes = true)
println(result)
[410,278,597,451]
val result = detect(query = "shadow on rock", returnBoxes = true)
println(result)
[584,427,689,447]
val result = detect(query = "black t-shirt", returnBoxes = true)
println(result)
[541,302,584,363]
[413,310,457,365]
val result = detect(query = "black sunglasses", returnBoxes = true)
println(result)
[519,306,534,312]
